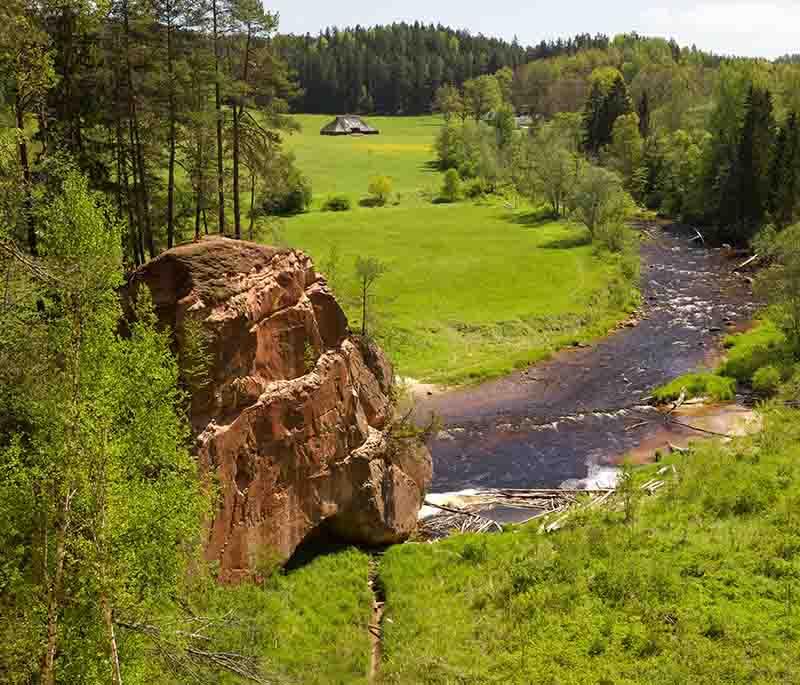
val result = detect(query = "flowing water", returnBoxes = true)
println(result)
[417,225,758,493]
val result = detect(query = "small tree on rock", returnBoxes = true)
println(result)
[355,256,387,337]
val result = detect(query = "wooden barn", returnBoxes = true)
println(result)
[320,115,380,136]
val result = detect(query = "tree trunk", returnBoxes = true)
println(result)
[40,490,73,685]
[15,98,37,256]
[102,595,123,685]
[361,280,368,337]
[127,120,145,265]
[232,105,241,238]
[123,1,154,260]
[233,26,254,241]
[212,0,225,235]
[166,17,177,249]
[195,188,202,241]
[248,173,256,240]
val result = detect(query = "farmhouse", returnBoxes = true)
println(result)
[320,115,380,136]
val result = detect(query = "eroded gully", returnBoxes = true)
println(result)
[416,224,758,495]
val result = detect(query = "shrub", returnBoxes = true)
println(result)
[464,178,487,198]
[259,157,312,215]
[652,373,736,404]
[594,221,635,254]
[719,321,789,383]
[322,195,352,212]
[753,365,782,396]
[367,175,393,206]
[440,169,461,203]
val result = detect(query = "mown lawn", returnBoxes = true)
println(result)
[284,202,636,384]
[378,406,800,684]
[284,114,442,202]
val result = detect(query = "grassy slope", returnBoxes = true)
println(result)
[284,202,634,384]
[378,407,800,684]
[201,549,372,685]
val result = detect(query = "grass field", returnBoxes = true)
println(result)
[284,202,635,384]
[274,114,637,384]
[284,115,442,202]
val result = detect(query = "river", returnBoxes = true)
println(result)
[416,224,758,493]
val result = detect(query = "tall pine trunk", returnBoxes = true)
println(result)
[15,96,36,256]
[212,0,225,234]
[232,26,254,241]
[166,15,177,249]
[232,104,240,238]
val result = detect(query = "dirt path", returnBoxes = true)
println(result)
[416,224,758,493]
[368,556,385,684]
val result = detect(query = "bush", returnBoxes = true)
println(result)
[322,195,352,212]
[440,169,461,203]
[464,178,487,198]
[367,175,393,206]
[652,373,736,404]
[594,221,635,254]
[259,156,312,215]
[719,321,789,383]
[753,365,782,396]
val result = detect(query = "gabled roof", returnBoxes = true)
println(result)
[320,115,379,135]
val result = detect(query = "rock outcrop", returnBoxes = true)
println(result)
[127,238,431,580]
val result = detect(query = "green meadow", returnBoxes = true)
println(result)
[278,114,637,385]
[284,114,443,202]
[284,203,634,384]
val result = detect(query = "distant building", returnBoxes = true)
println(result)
[320,115,380,136]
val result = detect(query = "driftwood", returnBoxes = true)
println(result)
[734,253,760,272]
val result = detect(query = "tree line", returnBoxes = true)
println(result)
[434,33,800,245]
[276,22,527,114]
[1,0,307,268]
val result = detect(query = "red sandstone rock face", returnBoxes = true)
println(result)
[128,238,431,579]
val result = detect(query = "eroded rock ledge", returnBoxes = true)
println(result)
[127,238,431,581]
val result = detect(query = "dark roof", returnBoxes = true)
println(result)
[320,115,379,135]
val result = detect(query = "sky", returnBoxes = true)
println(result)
[266,0,799,59]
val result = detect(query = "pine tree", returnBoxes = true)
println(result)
[638,91,651,139]
[736,86,775,233]
[769,112,800,228]
[582,81,604,154]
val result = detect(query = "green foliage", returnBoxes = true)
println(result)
[463,74,502,121]
[0,171,206,683]
[367,175,393,206]
[260,161,313,215]
[720,321,789,383]
[753,365,783,396]
[652,373,737,403]
[440,168,461,203]
[570,164,634,239]
[322,194,352,212]
[754,223,800,350]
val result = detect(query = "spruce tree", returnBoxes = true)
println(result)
[769,112,800,228]
[638,91,651,139]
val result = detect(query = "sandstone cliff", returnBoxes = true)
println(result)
[127,238,431,580]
